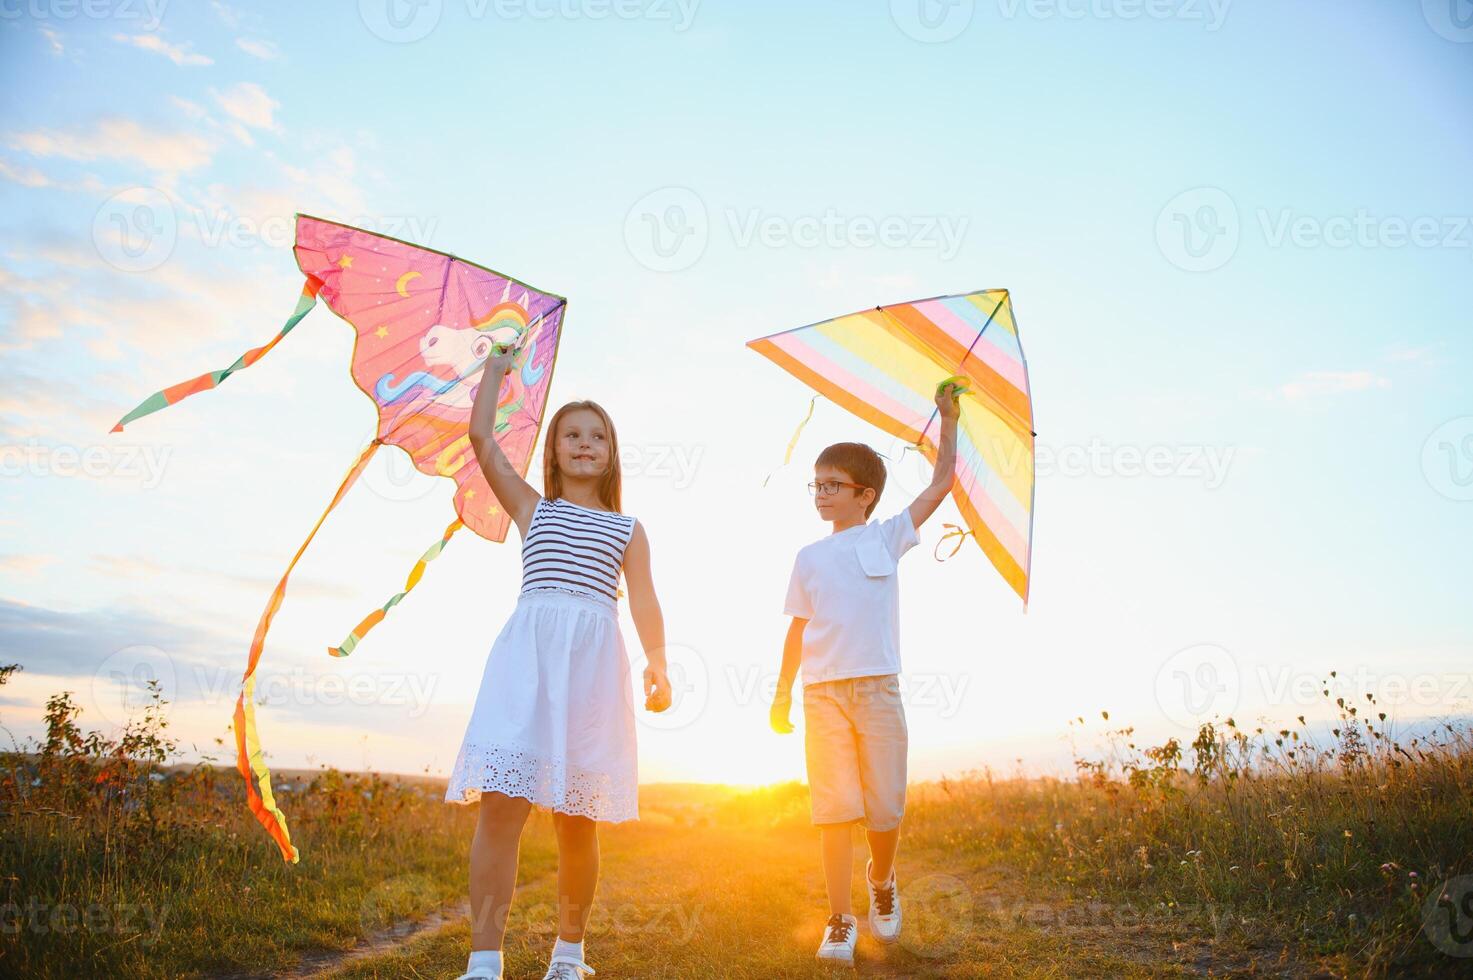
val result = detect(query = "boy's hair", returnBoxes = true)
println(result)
[815,442,885,517]
[543,400,622,512]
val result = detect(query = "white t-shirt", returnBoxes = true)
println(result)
[783,509,920,686]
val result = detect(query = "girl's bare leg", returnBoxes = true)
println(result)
[551,812,600,941]
[469,792,532,950]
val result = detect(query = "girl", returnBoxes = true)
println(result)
[448,345,672,980]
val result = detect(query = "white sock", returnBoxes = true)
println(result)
[467,949,502,976]
[552,936,585,963]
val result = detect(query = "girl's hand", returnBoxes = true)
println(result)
[643,664,672,713]
[484,341,518,377]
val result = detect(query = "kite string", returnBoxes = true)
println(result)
[902,295,1003,449]
[376,303,547,443]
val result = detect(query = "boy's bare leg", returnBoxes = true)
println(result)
[821,824,855,914]
[866,827,900,883]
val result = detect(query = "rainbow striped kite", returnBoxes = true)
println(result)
[748,289,1035,604]
[111,214,567,862]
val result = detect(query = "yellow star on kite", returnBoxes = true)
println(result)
[375,326,388,339]
[465,489,476,500]
[487,504,500,516]
[338,255,354,268]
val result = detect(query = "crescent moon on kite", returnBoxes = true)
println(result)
[395,270,421,297]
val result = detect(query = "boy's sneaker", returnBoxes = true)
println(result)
[816,912,858,966]
[542,957,595,980]
[866,859,902,943]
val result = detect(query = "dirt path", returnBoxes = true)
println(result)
[275,818,1318,979]
[282,898,472,979]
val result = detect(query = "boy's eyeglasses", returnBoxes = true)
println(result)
[808,480,868,496]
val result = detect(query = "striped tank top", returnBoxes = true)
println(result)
[519,496,637,605]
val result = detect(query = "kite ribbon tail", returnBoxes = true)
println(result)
[762,395,819,488]
[233,436,383,864]
[111,275,324,433]
[329,517,464,658]
[933,522,973,562]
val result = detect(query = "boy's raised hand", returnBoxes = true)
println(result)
[769,689,794,734]
[935,377,965,420]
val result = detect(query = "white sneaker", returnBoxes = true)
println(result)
[542,957,595,979]
[455,971,500,980]
[816,912,858,966]
[866,859,902,944]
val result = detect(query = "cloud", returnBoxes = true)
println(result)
[0,597,230,683]
[1277,370,1391,401]
[7,118,216,173]
[210,82,280,137]
[112,33,214,67]
[88,554,360,602]
[0,554,58,577]
[0,156,107,194]
[1385,345,1442,366]
[38,26,64,56]
[235,38,279,60]
[0,235,271,368]
[211,0,242,29]
[0,159,53,189]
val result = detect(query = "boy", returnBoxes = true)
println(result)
[770,381,962,966]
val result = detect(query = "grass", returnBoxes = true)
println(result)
[2,661,1470,978]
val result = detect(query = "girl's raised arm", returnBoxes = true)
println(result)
[468,351,540,536]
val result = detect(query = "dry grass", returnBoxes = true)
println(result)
[2,662,1469,978]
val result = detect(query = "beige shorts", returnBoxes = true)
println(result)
[802,674,907,831]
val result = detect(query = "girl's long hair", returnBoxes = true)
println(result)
[542,400,622,512]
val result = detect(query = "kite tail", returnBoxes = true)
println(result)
[110,276,324,433]
[234,436,383,864]
[933,522,974,561]
[329,518,464,658]
[762,395,819,487]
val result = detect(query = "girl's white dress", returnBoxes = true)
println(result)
[444,496,640,821]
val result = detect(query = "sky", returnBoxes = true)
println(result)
[1,0,1470,790]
